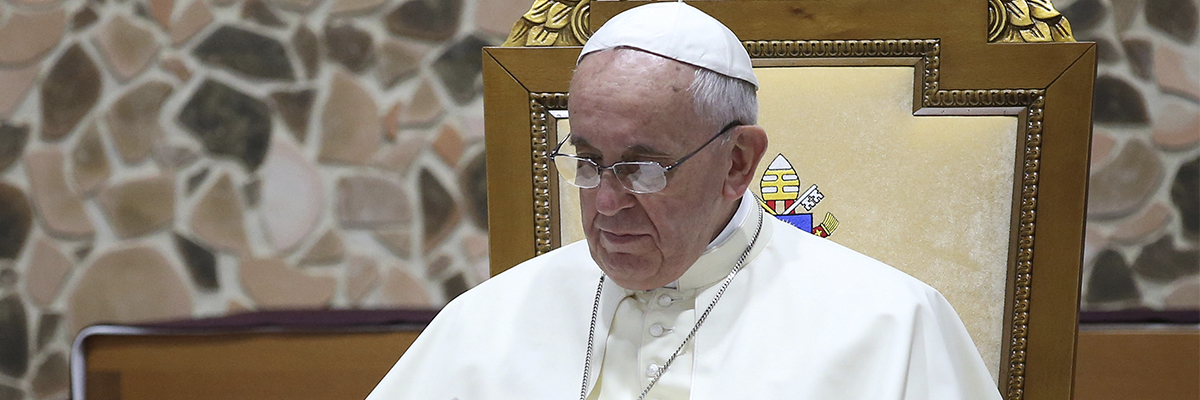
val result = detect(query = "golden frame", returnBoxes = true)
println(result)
[483,2,1095,399]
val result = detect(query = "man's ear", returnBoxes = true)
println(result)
[724,125,769,201]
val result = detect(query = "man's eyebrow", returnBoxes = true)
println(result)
[568,135,669,157]
[568,135,587,147]
[626,144,668,157]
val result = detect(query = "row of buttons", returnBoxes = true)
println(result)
[648,293,679,382]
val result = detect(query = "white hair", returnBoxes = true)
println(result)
[688,67,759,128]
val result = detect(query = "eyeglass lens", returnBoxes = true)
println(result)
[551,134,671,194]
[552,155,670,194]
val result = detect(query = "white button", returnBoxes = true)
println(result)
[646,363,660,377]
[649,324,665,337]
[657,295,673,307]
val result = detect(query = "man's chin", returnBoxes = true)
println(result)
[594,252,666,290]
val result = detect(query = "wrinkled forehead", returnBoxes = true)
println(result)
[567,50,708,152]
[570,49,696,100]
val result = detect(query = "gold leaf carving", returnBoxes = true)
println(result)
[503,0,591,47]
[989,0,1075,42]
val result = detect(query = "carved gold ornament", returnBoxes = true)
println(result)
[502,0,592,46]
[988,0,1076,42]
[502,0,1076,46]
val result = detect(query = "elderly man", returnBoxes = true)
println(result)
[367,3,1001,399]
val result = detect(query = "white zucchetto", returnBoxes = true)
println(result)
[578,1,759,88]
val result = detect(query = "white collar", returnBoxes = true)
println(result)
[657,190,757,291]
[706,190,754,253]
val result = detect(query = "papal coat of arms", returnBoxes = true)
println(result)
[758,154,839,237]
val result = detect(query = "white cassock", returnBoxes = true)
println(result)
[366,192,1002,399]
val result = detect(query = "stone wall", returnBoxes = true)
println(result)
[1058,0,1200,311]
[0,0,531,397]
[0,0,1196,399]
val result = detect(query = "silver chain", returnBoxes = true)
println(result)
[578,207,764,400]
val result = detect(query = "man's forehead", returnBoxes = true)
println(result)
[572,49,695,90]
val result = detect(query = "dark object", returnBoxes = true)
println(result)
[1172,157,1198,238]
[385,0,462,41]
[0,183,31,260]
[178,80,273,171]
[325,22,376,73]
[41,45,102,142]
[174,234,219,291]
[433,35,490,105]
[1092,76,1149,124]
[194,26,296,81]
[0,295,28,378]
[1086,250,1142,304]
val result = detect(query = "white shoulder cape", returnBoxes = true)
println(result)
[367,217,1002,400]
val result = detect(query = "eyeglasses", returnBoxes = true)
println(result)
[550,121,742,194]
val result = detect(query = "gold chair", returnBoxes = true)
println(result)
[483,2,1095,399]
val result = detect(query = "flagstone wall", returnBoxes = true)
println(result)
[0,0,1196,399]
[1057,0,1199,312]
[0,0,530,397]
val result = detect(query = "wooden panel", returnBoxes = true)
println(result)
[484,49,542,275]
[1024,45,1097,400]
[1074,328,1200,400]
[83,330,420,400]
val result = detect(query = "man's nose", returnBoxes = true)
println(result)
[592,170,634,216]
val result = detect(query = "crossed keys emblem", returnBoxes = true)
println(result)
[757,154,839,237]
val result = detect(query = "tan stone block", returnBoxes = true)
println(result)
[380,265,431,307]
[70,122,111,196]
[462,230,488,261]
[330,0,385,15]
[160,56,192,82]
[299,229,345,266]
[432,124,464,166]
[24,147,94,238]
[473,0,530,37]
[170,0,214,46]
[269,0,320,12]
[372,229,412,259]
[68,246,193,334]
[1087,140,1165,220]
[106,81,173,164]
[0,63,39,117]
[1110,203,1171,244]
[1155,41,1200,101]
[337,175,413,229]
[1090,128,1117,167]
[92,14,161,81]
[97,174,175,239]
[149,0,175,28]
[319,71,382,165]
[190,173,249,254]
[24,238,73,307]
[239,258,335,309]
[370,134,425,174]
[345,255,380,304]
[0,8,66,67]
[375,39,425,89]
[399,79,444,128]
[1164,278,1200,310]
[225,299,253,314]
[1151,96,1200,151]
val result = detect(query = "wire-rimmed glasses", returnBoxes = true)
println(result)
[550,121,742,194]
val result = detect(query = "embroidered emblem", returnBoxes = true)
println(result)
[758,154,839,237]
